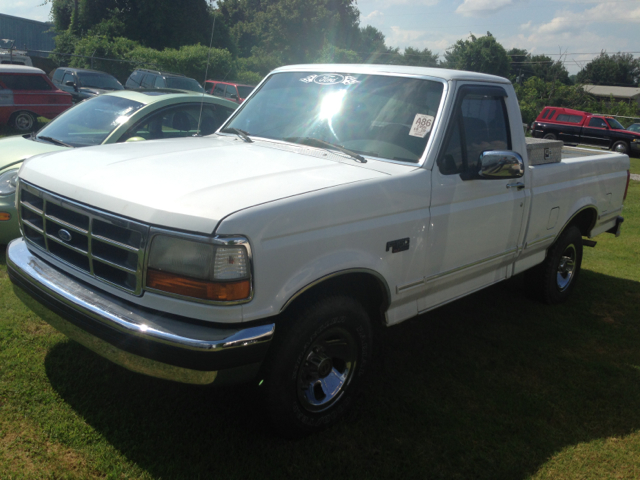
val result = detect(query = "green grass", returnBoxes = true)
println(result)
[1,179,640,478]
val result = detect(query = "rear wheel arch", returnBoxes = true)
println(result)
[565,207,598,237]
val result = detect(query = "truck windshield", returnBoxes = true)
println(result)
[77,72,123,90]
[224,72,445,163]
[36,95,144,147]
[606,118,625,130]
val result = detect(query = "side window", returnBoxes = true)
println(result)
[588,117,607,128]
[126,71,142,88]
[542,109,549,119]
[437,89,510,175]
[548,109,556,119]
[62,72,75,85]
[141,74,155,88]
[0,74,53,90]
[213,83,225,97]
[154,76,165,88]
[52,69,65,83]
[225,85,237,99]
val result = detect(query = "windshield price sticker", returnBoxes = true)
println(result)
[409,114,434,138]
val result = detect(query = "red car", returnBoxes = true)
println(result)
[0,65,73,131]
[205,80,255,104]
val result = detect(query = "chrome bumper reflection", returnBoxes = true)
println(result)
[7,238,274,385]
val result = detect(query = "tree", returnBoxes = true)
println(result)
[48,0,216,50]
[443,32,510,78]
[218,0,361,64]
[508,48,570,85]
[576,52,640,86]
[402,47,439,68]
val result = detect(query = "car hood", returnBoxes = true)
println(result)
[19,136,393,234]
[0,135,64,172]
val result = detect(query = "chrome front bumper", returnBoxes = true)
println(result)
[7,238,275,385]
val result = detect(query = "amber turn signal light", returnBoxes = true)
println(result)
[0,212,11,221]
[147,269,250,301]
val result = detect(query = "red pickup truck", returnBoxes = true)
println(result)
[0,65,72,131]
[531,106,640,156]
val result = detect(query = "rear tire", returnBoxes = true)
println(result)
[262,295,373,438]
[612,141,629,155]
[525,225,583,304]
[11,111,37,132]
[542,133,557,140]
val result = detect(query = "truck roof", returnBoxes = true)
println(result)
[0,65,44,74]
[274,64,512,84]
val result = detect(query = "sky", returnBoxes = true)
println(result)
[1,0,639,75]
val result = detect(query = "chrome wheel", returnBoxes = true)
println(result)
[297,325,357,413]
[556,244,576,292]
[613,142,628,154]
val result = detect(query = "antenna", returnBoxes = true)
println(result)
[195,13,216,136]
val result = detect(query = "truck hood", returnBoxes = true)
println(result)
[19,136,391,234]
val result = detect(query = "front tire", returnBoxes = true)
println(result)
[12,111,37,132]
[525,225,583,304]
[542,133,557,140]
[262,295,373,438]
[612,141,629,155]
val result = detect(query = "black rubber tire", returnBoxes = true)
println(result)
[11,111,37,132]
[611,141,629,155]
[542,133,557,140]
[525,225,583,304]
[262,295,373,438]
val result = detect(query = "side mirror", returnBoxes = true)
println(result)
[65,80,77,91]
[230,94,238,100]
[461,151,524,180]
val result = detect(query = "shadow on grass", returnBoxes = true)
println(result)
[42,270,640,480]
[0,246,6,266]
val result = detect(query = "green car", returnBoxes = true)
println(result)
[0,90,237,244]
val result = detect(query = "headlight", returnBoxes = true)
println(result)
[632,138,639,143]
[0,169,18,196]
[146,234,251,302]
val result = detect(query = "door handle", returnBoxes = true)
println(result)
[506,182,525,190]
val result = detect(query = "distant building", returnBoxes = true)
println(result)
[582,84,640,107]
[0,13,55,56]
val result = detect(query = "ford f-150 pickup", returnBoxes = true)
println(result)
[6,64,631,437]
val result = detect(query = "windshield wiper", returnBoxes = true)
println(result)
[220,127,253,143]
[37,136,74,148]
[284,137,367,163]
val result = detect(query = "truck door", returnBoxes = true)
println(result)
[421,84,526,311]
[581,116,610,147]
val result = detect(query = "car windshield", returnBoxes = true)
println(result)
[607,118,625,130]
[77,72,123,90]
[36,95,144,147]
[224,72,445,163]
[237,86,254,98]
[165,77,204,93]
[628,124,640,133]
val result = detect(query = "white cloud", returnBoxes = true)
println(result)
[386,26,461,53]
[0,0,51,22]
[357,0,440,6]
[455,0,525,17]
[363,10,384,22]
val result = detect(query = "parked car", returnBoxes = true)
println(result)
[205,80,255,104]
[51,67,124,102]
[0,90,237,244]
[125,69,204,93]
[6,65,631,437]
[0,65,72,131]
[627,123,640,133]
[531,106,640,156]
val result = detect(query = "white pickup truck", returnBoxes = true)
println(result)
[7,65,631,437]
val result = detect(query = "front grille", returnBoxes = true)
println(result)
[18,181,149,295]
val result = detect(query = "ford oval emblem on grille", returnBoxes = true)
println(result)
[58,229,72,242]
